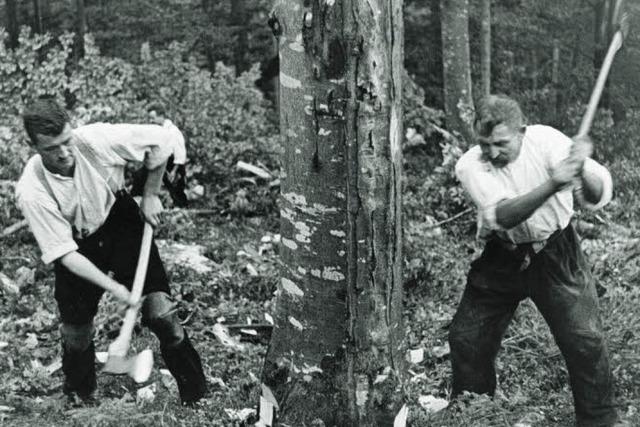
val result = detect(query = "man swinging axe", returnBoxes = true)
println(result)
[448,6,629,424]
[15,97,207,405]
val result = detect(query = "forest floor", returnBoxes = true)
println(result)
[1,196,640,427]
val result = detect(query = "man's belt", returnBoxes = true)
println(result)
[494,227,564,271]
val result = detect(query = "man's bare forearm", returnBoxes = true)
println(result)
[59,251,121,293]
[495,179,558,229]
[143,161,167,197]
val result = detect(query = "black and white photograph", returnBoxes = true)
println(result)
[0,0,639,426]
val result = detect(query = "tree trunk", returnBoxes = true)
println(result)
[552,39,562,126]
[74,0,86,62]
[504,50,514,91]
[5,0,19,49]
[230,0,249,74]
[480,0,491,98]
[260,1,405,425]
[530,49,538,92]
[42,0,51,31]
[32,0,43,33]
[440,0,474,144]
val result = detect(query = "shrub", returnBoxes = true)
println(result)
[0,29,282,216]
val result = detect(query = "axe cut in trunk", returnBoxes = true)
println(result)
[102,222,154,383]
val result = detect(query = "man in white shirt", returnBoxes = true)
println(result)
[450,94,619,426]
[15,97,206,405]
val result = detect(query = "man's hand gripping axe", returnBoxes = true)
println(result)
[102,222,154,383]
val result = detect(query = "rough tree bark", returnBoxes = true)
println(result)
[5,0,19,49]
[260,0,405,426]
[440,0,474,144]
[480,0,491,98]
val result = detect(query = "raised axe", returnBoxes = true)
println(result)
[577,0,629,138]
[573,0,629,202]
[102,222,154,383]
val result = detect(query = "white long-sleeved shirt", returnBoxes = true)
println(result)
[16,122,185,264]
[455,124,613,244]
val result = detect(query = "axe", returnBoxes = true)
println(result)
[102,222,154,383]
[574,1,628,202]
[577,1,629,137]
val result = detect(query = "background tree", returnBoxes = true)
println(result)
[259,0,405,425]
[440,0,474,143]
[32,0,42,33]
[4,0,18,48]
[230,0,248,74]
[73,0,85,62]
[480,0,491,97]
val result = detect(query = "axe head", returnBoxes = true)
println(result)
[102,348,154,383]
[611,0,630,39]
[618,12,630,40]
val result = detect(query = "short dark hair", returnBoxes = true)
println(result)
[474,94,524,138]
[22,97,70,145]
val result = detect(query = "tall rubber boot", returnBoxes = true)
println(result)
[160,332,207,405]
[61,341,97,401]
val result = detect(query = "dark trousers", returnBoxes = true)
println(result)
[448,224,618,427]
[54,192,206,403]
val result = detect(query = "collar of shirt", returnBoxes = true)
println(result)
[42,146,116,239]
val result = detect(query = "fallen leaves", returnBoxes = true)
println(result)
[155,240,216,273]
[418,395,449,413]
[211,323,245,351]
[0,272,20,295]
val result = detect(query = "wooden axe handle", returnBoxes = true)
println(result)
[577,29,625,136]
[108,222,154,358]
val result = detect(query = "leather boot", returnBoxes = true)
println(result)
[160,332,207,405]
[62,341,97,401]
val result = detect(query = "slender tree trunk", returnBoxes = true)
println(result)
[260,0,405,425]
[530,49,538,91]
[42,0,51,30]
[480,0,491,98]
[504,50,514,90]
[5,0,19,49]
[440,0,474,144]
[230,0,248,74]
[32,0,43,33]
[427,0,443,107]
[552,39,562,126]
[272,38,280,114]
[74,0,86,62]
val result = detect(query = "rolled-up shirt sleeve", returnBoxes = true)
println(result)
[17,196,78,264]
[163,119,187,165]
[76,123,180,169]
[455,152,516,232]
[537,127,612,210]
[578,158,613,210]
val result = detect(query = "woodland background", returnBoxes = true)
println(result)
[1,0,640,426]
